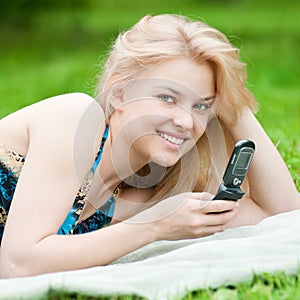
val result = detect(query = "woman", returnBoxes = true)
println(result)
[0,14,299,278]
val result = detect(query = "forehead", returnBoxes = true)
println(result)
[123,64,215,102]
[138,57,215,96]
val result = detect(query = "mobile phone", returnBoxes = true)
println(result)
[212,140,255,201]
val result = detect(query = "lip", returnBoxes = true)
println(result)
[156,130,189,140]
[156,130,188,150]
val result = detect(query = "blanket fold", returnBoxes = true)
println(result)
[1,209,300,300]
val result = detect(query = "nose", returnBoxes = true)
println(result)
[172,106,194,130]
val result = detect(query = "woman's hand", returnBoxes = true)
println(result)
[127,192,237,241]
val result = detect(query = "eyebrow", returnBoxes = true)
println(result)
[154,86,215,102]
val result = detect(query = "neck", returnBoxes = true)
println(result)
[97,119,147,192]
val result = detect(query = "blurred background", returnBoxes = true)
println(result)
[0,0,299,183]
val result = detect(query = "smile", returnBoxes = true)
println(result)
[157,132,185,145]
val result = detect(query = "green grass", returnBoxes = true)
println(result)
[42,271,300,300]
[1,0,299,299]
[1,1,299,179]
[184,272,300,300]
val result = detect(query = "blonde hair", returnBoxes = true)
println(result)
[95,14,257,201]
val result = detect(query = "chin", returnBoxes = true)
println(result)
[150,154,181,168]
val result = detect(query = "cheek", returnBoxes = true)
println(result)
[193,115,209,137]
[119,113,159,147]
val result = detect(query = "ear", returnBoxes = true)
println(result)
[109,87,124,110]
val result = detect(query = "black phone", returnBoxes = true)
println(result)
[212,140,255,201]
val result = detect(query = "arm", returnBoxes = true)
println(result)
[224,109,300,227]
[0,93,153,277]
[0,94,239,278]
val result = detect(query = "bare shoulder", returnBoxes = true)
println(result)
[28,92,104,124]
[27,93,106,180]
[0,93,105,157]
[27,93,105,138]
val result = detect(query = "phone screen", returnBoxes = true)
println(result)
[232,149,254,176]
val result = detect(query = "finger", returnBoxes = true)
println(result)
[198,200,211,209]
[189,198,211,210]
[190,192,214,209]
[204,208,236,226]
[202,199,237,214]
[199,224,227,237]
[190,192,214,201]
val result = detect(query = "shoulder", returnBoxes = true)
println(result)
[1,92,105,137]
[25,93,106,182]
[0,93,106,183]
[0,93,105,156]
[27,92,104,122]
[27,93,105,140]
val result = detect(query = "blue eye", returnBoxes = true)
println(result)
[158,95,176,103]
[193,103,211,111]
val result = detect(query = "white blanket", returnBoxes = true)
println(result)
[1,209,300,300]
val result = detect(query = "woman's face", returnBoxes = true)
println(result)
[111,57,216,168]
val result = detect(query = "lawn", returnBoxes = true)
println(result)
[0,0,299,299]
[44,272,300,299]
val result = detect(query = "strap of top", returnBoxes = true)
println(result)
[92,125,109,173]
[57,124,115,235]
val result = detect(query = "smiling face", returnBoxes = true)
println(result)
[110,57,216,169]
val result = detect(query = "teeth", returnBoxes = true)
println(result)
[158,133,184,145]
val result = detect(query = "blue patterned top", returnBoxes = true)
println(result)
[0,125,116,244]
